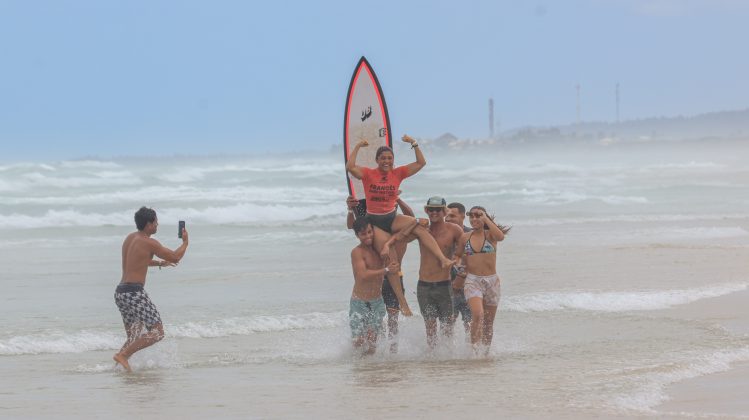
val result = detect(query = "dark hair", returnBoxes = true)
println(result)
[352,217,371,235]
[469,206,511,234]
[447,202,466,214]
[134,206,157,231]
[375,146,393,160]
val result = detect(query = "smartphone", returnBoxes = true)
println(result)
[178,220,185,238]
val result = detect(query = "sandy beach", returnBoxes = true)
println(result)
[655,289,749,418]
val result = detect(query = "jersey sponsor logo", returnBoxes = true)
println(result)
[369,184,397,192]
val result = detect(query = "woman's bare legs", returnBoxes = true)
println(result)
[482,304,498,348]
[467,296,484,347]
[467,297,498,355]
[372,226,412,316]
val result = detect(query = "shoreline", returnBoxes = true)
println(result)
[654,289,749,418]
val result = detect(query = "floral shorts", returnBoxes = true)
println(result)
[463,273,500,306]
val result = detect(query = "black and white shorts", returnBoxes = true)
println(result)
[114,283,162,329]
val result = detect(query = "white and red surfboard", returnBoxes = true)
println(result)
[343,56,392,199]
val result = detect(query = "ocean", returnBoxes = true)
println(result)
[1,139,748,418]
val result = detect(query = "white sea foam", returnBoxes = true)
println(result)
[0,179,22,192]
[211,229,353,245]
[515,189,649,206]
[641,161,725,172]
[0,311,347,355]
[0,185,347,206]
[19,171,142,188]
[0,235,122,249]
[156,202,344,225]
[619,226,749,241]
[71,363,117,373]
[438,187,649,206]
[0,209,133,229]
[156,162,341,182]
[169,312,346,338]
[0,162,56,172]
[0,330,123,355]
[58,160,122,169]
[517,213,749,227]
[611,347,749,413]
[430,163,589,179]
[504,283,748,313]
[0,202,346,229]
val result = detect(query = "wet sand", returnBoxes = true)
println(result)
[656,289,749,418]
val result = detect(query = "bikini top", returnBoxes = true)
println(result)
[464,231,496,256]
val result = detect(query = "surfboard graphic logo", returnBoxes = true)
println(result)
[343,56,393,199]
[361,106,373,122]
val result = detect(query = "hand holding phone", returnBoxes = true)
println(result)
[178,221,185,239]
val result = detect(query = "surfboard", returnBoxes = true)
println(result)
[343,56,392,199]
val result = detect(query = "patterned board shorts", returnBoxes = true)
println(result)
[463,273,501,306]
[114,283,162,330]
[349,297,386,339]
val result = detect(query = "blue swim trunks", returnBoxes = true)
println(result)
[349,297,386,339]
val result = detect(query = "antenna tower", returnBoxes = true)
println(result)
[576,84,581,126]
[616,83,620,124]
[489,98,494,138]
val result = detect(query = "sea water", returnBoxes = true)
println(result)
[1,139,749,418]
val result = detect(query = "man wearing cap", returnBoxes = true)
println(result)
[386,196,463,348]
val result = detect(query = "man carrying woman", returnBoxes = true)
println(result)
[346,193,415,351]
[345,134,454,271]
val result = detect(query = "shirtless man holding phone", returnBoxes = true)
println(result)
[113,207,188,372]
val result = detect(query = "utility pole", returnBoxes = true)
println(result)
[488,98,495,138]
[616,83,620,124]
[576,83,581,126]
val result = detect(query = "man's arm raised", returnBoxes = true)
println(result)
[151,229,189,264]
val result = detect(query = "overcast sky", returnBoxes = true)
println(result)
[1,0,747,160]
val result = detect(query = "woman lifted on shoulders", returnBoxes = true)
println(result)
[346,134,453,270]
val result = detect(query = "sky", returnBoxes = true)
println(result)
[1,0,748,160]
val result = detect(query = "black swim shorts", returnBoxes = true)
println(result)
[366,210,397,233]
